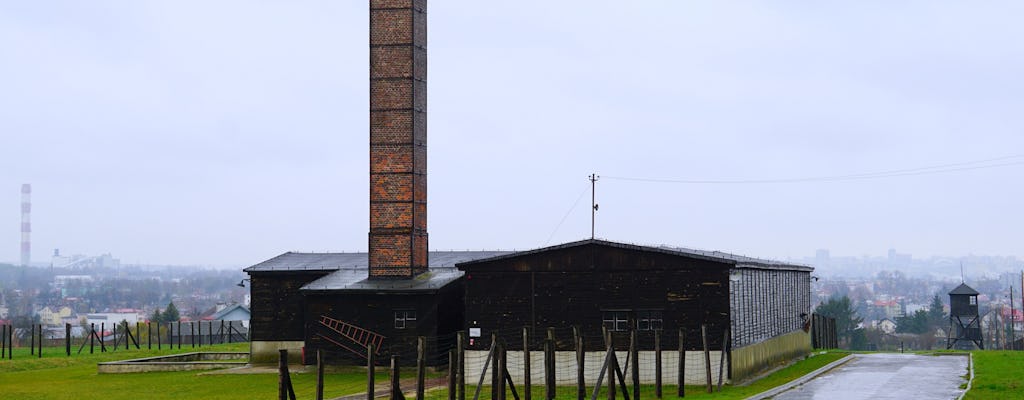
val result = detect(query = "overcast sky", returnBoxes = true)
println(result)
[2,1,1023,267]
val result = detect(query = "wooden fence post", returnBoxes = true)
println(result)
[630,331,639,400]
[390,355,402,400]
[31,322,35,355]
[654,332,662,399]
[677,329,684,398]
[38,324,43,358]
[717,329,729,392]
[498,342,507,400]
[545,337,555,400]
[607,337,616,400]
[701,325,711,394]
[449,350,457,400]
[1,325,5,359]
[368,343,376,400]
[457,331,466,400]
[280,349,296,400]
[66,323,72,356]
[317,349,325,400]
[523,327,531,400]
[492,334,501,400]
[177,321,182,349]
[417,336,427,400]
[577,334,585,400]
[278,349,289,400]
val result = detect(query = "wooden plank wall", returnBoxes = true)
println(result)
[461,244,732,351]
[249,272,330,341]
[729,268,810,348]
[303,282,464,365]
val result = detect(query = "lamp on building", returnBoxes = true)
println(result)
[237,279,250,288]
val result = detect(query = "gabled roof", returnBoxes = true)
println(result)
[210,304,250,320]
[456,239,812,272]
[244,251,511,273]
[949,283,979,296]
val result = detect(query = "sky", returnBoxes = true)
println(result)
[2,1,1023,267]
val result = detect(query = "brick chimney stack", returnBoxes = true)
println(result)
[368,0,428,279]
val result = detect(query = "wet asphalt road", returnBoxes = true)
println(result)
[771,353,969,400]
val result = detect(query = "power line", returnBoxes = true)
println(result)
[544,183,590,246]
[604,155,1024,185]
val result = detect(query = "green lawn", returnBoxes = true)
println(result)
[0,343,382,400]
[0,344,846,400]
[964,351,1024,400]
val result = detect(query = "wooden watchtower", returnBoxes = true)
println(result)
[946,283,983,350]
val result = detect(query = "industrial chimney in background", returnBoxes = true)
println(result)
[21,184,31,267]
[368,0,428,279]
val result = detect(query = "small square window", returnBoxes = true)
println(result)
[637,310,663,331]
[969,296,977,306]
[602,310,630,332]
[394,310,416,329]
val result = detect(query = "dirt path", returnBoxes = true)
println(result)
[331,377,447,400]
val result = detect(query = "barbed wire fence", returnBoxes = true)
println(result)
[291,324,731,400]
[0,320,248,359]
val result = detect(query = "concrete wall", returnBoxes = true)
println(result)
[729,330,811,381]
[463,350,727,386]
[250,340,304,364]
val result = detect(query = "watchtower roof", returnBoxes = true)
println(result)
[949,283,979,296]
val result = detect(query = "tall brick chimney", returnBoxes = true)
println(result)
[368,0,428,279]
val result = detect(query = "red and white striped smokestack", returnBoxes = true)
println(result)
[21,184,31,267]
[368,0,428,279]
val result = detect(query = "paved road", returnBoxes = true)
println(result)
[771,353,968,400]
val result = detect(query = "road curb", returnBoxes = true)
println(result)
[744,353,856,400]
[957,352,974,400]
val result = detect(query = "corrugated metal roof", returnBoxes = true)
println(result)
[456,239,812,272]
[244,250,510,292]
[243,251,511,273]
[300,268,465,292]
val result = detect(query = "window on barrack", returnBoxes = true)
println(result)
[637,310,663,331]
[602,310,630,332]
[394,310,417,329]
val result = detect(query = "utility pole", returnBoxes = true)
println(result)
[589,174,599,239]
[1011,286,1017,350]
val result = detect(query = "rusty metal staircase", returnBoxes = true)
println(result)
[317,315,386,359]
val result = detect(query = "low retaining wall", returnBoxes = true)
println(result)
[97,352,249,374]
[730,330,811,381]
[464,350,727,386]
[250,340,304,364]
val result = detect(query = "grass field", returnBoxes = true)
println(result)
[964,351,1024,400]
[0,343,383,400]
[0,345,846,400]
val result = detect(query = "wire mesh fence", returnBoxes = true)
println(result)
[0,321,248,359]
[304,324,731,400]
